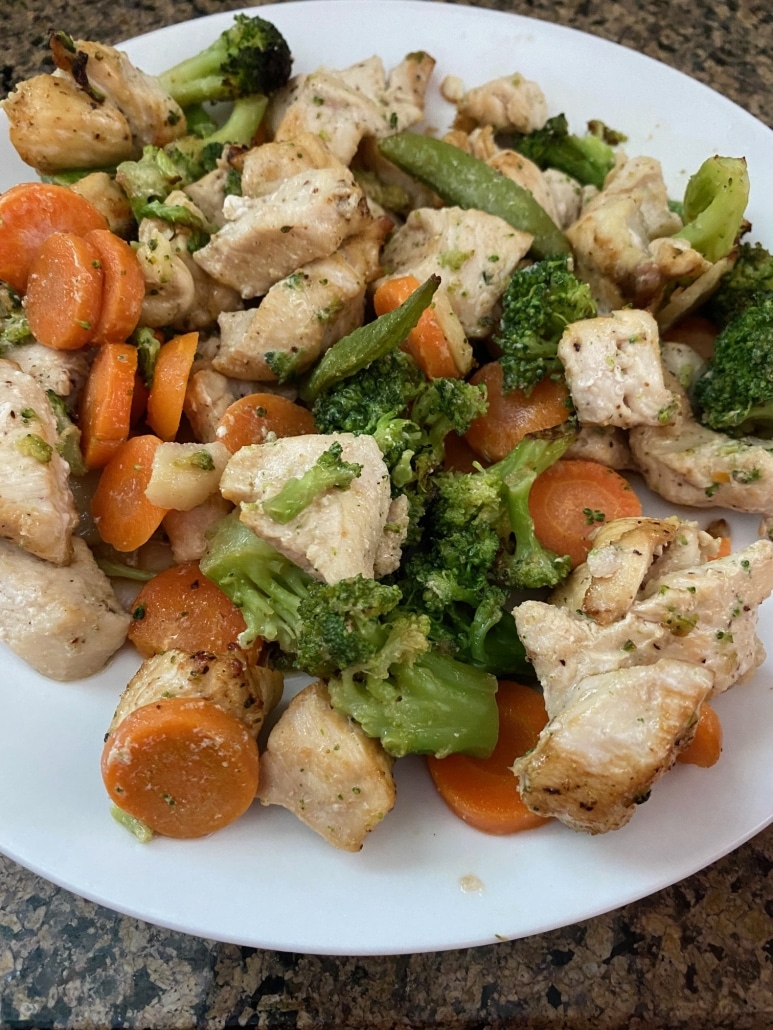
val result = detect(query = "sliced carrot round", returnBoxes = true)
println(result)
[79,342,139,470]
[91,434,169,551]
[373,274,460,379]
[128,561,253,659]
[529,459,643,568]
[464,362,571,463]
[0,181,108,293]
[83,228,145,344]
[215,392,317,453]
[25,231,104,350]
[101,696,260,839]
[427,681,551,835]
[146,332,199,441]
[677,702,723,768]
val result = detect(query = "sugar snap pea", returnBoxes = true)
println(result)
[378,132,570,259]
[298,275,440,402]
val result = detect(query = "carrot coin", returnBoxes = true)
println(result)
[25,231,103,350]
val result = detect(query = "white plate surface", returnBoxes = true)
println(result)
[1,0,772,956]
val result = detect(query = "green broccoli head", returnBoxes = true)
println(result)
[158,13,293,108]
[0,285,32,351]
[505,113,618,190]
[260,441,362,525]
[693,293,773,437]
[704,241,773,329]
[494,255,597,395]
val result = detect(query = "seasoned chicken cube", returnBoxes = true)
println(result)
[513,659,714,834]
[183,368,294,443]
[0,536,130,680]
[557,308,679,428]
[214,218,389,381]
[512,538,773,832]
[0,360,78,564]
[542,169,585,230]
[7,343,91,403]
[373,494,410,578]
[257,680,396,851]
[70,171,136,238]
[163,494,232,564]
[268,53,435,164]
[564,425,633,470]
[108,649,283,738]
[240,132,347,198]
[379,207,532,337]
[193,167,372,299]
[566,156,686,310]
[441,72,548,133]
[219,433,393,584]
[629,372,773,515]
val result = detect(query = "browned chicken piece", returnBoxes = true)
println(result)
[513,538,773,832]
[564,425,633,470]
[214,218,390,381]
[268,53,436,165]
[566,156,694,310]
[240,132,347,198]
[0,536,130,681]
[557,308,679,429]
[441,72,548,133]
[379,206,532,337]
[0,360,78,564]
[70,171,136,237]
[257,680,396,851]
[108,649,283,739]
[193,167,373,299]
[220,433,393,584]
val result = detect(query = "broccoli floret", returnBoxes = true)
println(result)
[260,442,363,524]
[158,13,293,108]
[328,636,500,759]
[703,241,773,329]
[46,390,86,476]
[693,294,773,436]
[674,155,750,263]
[504,113,619,190]
[200,512,313,652]
[116,94,265,227]
[494,255,597,395]
[0,285,32,351]
[132,326,161,389]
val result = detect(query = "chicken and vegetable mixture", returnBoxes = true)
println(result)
[1,15,773,849]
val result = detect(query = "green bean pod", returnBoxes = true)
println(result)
[378,132,571,259]
[298,274,440,402]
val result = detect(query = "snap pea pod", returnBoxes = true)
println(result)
[298,274,439,402]
[378,133,571,259]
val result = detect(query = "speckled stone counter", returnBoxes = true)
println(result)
[1,1,773,1027]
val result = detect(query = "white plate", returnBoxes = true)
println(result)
[1,0,772,957]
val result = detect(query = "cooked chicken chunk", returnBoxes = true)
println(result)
[184,368,294,443]
[268,53,435,164]
[70,171,135,237]
[565,425,633,470]
[543,169,585,230]
[629,372,773,515]
[6,343,91,403]
[558,308,679,428]
[512,538,773,832]
[373,494,410,578]
[214,218,389,381]
[108,649,283,738]
[193,167,372,299]
[566,156,687,310]
[513,659,714,834]
[0,361,78,564]
[240,132,346,198]
[220,433,393,584]
[0,536,130,680]
[257,680,396,851]
[136,191,243,331]
[163,494,232,564]
[379,206,532,337]
[51,37,187,150]
[441,72,548,133]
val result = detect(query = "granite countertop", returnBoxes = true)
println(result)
[1,0,773,1026]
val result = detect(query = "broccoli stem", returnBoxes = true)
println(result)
[378,132,570,259]
[260,442,363,524]
[675,155,750,263]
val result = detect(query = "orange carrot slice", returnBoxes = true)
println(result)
[215,392,317,453]
[464,362,571,463]
[677,703,723,768]
[25,231,104,350]
[79,342,139,470]
[101,696,260,839]
[529,459,643,568]
[83,228,145,344]
[427,681,551,835]
[146,332,199,441]
[373,274,462,379]
[0,182,108,293]
[91,434,169,551]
